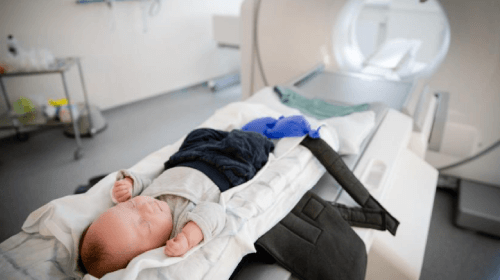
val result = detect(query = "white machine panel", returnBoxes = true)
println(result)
[365,149,438,280]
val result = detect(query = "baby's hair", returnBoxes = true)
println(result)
[77,225,90,274]
[79,223,114,278]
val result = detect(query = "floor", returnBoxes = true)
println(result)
[421,189,500,280]
[1,83,499,279]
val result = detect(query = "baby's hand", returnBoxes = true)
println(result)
[164,233,190,257]
[112,177,133,203]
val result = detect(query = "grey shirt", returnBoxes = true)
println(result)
[112,167,226,243]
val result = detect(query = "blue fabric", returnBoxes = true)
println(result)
[164,128,274,189]
[241,115,321,139]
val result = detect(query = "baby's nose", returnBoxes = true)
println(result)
[139,201,154,213]
[135,196,154,212]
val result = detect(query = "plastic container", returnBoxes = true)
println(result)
[59,104,80,123]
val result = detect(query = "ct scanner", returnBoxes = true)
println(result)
[225,0,500,279]
[239,0,500,186]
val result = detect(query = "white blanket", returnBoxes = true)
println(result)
[0,87,376,280]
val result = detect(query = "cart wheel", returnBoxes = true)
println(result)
[74,149,84,160]
[16,132,30,142]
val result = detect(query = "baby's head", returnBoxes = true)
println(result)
[80,196,173,278]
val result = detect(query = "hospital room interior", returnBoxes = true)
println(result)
[0,0,499,279]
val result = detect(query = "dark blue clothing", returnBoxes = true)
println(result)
[164,128,274,192]
[241,115,321,139]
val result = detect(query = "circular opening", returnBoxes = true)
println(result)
[333,0,450,81]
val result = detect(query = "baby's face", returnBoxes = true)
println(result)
[89,196,173,263]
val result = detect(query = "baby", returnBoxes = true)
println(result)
[79,128,274,278]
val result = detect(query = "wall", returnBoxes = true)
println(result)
[0,0,243,137]
[240,0,347,99]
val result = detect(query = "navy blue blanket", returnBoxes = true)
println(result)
[164,128,274,191]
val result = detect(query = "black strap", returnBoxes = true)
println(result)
[331,203,387,231]
[300,136,399,235]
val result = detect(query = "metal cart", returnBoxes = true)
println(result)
[0,57,93,160]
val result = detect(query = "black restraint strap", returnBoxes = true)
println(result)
[331,203,387,231]
[300,136,399,235]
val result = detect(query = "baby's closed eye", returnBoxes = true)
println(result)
[125,200,135,208]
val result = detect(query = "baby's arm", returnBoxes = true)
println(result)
[164,201,226,257]
[112,177,133,202]
[111,170,153,203]
[164,221,203,257]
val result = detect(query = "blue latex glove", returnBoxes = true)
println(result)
[242,115,321,139]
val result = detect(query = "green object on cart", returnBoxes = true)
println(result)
[13,96,36,114]
[13,96,36,124]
